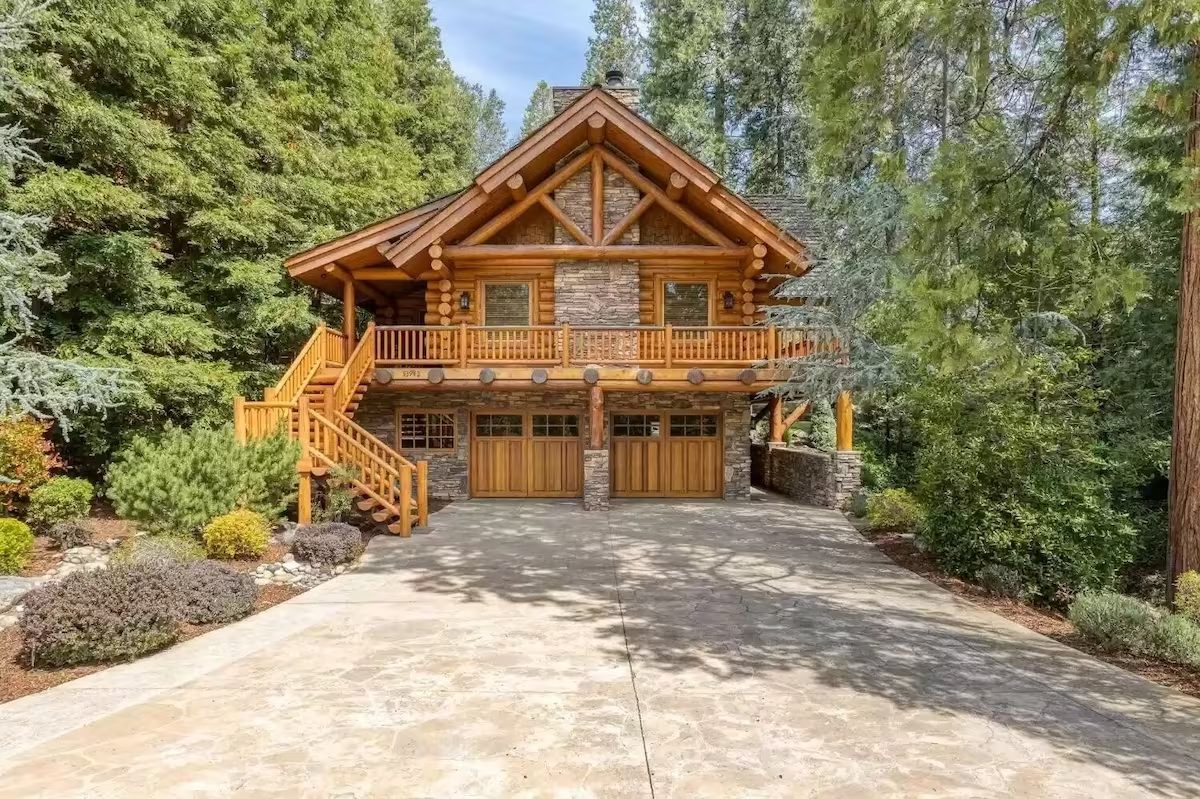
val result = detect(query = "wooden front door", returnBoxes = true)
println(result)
[611,412,723,498]
[470,411,583,498]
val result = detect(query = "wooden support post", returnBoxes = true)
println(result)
[664,324,673,368]
[667,172,688,201]
[506,174,526,201]
[416,461,429,528]
[767,325,777,363]
[589,385,605,450]
[297,396,312,524]
[768,396,784,443]
[587,113,606,144]
[836,391,854,451]
[561,323,571,367]
[342,277,356,360]
[233,396,246,444]
[398,464,412,537]
[782,402,810,430]
[591,149,604,244]
[458,322,469,367]
[323,385,335,417]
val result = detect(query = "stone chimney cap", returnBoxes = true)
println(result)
[605,68,624,87]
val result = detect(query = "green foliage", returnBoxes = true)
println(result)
[106,425,298,535]
[176,561,257,624]
[0,416,61,510]
[1175,571,1200,624]
[521,81,554,137]
[20,564,181,667]
[202,509,269,560]
[293,522,363,565]
[0,517,33,574]
[314,466,359,524]
[581,0,645,84]
[866,488,922,533]
[1069,592,1159,655]
[1150,614,1200,669]
[111,536,206,568]
[47,519,91,550]
[912,364,1135,602]
[26,477,93,531]
[977,564,1027,602]
[808,402,836,452]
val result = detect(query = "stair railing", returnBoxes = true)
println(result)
[268,324,347,406]
[329,322,376,414]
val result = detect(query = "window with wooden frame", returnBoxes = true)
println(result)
[396,410,456,451]
[660,279,712,326]
[481,281,533,326]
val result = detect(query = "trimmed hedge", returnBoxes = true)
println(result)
[0,518,34,574]
[26,477,93,531]
[203,509,269,559]
[47,519,91,550]
[111,535,206,567]
[292,522,363,565]
[177,561,256,624]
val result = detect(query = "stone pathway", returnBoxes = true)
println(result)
[0,495,1198,797]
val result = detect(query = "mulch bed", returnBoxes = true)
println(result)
[0,583,303,705]
[862,526,1200,700]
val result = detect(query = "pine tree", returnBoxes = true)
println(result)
[581,0,645,84]
[0,0,120,429]
[521,81,554,137]
[465,83,509,172]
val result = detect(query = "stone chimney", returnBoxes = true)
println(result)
[552,68,640,114]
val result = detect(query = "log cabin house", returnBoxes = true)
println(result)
[233,72,859,535]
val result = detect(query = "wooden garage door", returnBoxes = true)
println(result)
[470,412,582,498]
[611,412,722,498]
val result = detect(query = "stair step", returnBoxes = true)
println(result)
[356,498,378,512]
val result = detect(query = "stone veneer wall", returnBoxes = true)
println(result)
[750,444,863,509]
[354,389,752,503]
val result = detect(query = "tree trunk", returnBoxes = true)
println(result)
[1168,46,1200,602]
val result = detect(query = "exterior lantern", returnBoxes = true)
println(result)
[459,291,471,311]
[722,291,735,310]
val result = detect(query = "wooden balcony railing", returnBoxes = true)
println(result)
[373,324,842,368]
[267,324,345,404]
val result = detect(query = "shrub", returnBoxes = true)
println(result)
[202,509,269,559]
[866,488,923,533]
[314,466,359,524]
[977,563,1026,601]
[27,477,94,531]
[20,564,181,667]
[176,561,256,624]
[0,417,62,511]
[808,402,836,452]
[1175,571,1200,624]
[106,424,299,535]
[1150,614,1200,668]
[0,518,34,574]
[912,366,1135,601]
[1069,592,1158,655]
[47,519,91,550]
[111,535,205,567]
[292,522,363,565]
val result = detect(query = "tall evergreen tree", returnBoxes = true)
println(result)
[582,0,645,84]
[6,0,477,469]
[465,83,509,172]
[521,80,554,137]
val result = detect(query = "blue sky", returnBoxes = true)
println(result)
[428,0,595,134]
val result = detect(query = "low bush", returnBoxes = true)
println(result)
[0,416,62,511]
[808,402,836,452]
[20,564,181,666]
[1175,571,1200,624]
[202,509,269,559]
[176,561,256,624]
[977,563,1026,601]
[1068,592,1158,655]
[0,518,34,574]
[27,477,94,531]
[47,519,91,550]
[292,522,363,565]
[866,488,922,533]
[314,466,359,524]
[111,535,205,567]
[106,424,299,535]
[1150,614,1200,669]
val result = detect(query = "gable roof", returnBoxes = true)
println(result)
[285,87,813,300]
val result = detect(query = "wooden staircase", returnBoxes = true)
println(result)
[234,322,427,536]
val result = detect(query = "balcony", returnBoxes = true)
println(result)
[372,324,839,369]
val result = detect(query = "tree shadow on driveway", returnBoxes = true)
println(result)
[358,494,1200,797]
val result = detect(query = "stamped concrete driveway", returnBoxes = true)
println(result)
[1,495,1199,798]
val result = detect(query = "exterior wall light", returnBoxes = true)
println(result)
[459,292,471,311]
[722,291,735,310]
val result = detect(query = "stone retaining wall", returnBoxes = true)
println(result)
[751,443,862,509]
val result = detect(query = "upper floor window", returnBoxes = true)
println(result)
[662,281,710,326]
[482,282,531,326]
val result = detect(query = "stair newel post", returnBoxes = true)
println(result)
[297,396,312,524]
[233,396,246,443]
[399,464,413,538]
[767,325,777,367]
[416,461,429,528]
[664,324,673,368]
[561,323,571,368]
[458,322,468,367]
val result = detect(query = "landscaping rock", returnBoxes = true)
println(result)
[0,576,39,614]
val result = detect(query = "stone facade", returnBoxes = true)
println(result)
[552,85,640,113]
[750,443,863,509]
[355,389,751,504]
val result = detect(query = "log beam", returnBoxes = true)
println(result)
[589,385,605,449]
[341,277,357,358]
[781,401,810,430]
[597,148,734,247]
[667,172,688,201]
[768,396,785,443]
[506,174,526,201]
[587,113,606,144]
[539,194,590,245]
[591,149,604,244]
[836,391,854,451]
[441,244,748,261]
[602,194,653,246]
[321,264,388,305]
[463,147,595,246]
